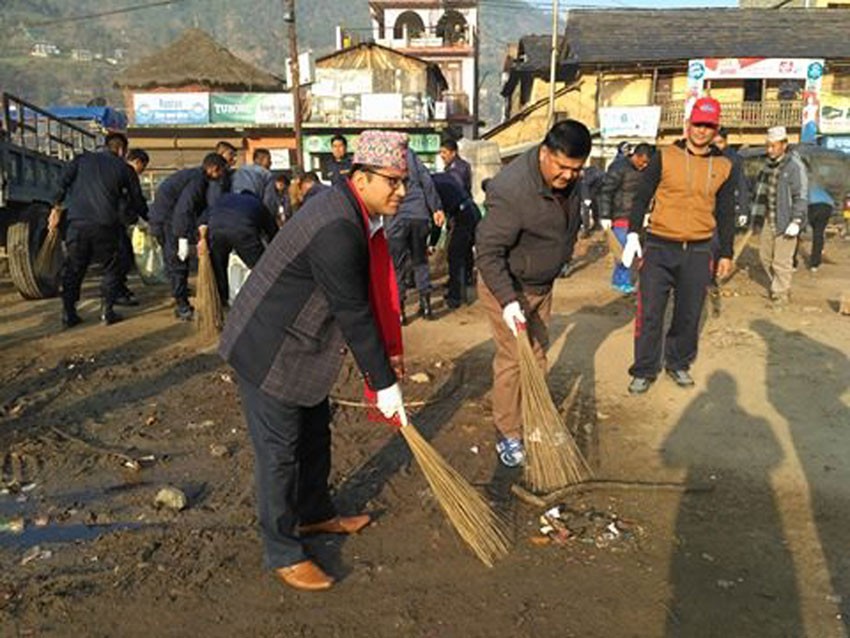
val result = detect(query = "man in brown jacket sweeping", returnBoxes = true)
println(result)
[623,97,736,394]
[476,120,591,467]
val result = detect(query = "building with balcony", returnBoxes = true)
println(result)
[367,0,479,138]
[303,42,449,177]
[488,8,850,162]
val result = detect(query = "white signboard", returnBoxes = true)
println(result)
[133,92,209,126]
[269,149,291,169]
[360,93,403,122]
[599,106,661,139]
[285,50,315,87]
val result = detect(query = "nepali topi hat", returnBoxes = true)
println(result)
[353,130,409,172]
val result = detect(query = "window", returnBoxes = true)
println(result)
[393,11,425,40]
[436,10,468,46]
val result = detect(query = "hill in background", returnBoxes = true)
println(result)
[0,0,554,130]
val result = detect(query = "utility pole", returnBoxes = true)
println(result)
[547,0,560,127]
[284,0,303,167]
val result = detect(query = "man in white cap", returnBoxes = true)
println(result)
[219,130,409,592]
[751,126,808,305]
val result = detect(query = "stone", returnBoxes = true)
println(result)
[154,486,188,511]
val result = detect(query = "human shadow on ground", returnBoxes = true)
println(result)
[662,371,802,637]
[752,319,850,628]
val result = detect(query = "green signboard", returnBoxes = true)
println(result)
[304,133,441,154]
[209,93,294,125]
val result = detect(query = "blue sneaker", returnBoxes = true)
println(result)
[495,437,525,468]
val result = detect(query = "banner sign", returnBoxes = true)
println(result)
[209,93,294,125]
[685,58,825,142]
[599,106,661,139]
[133,92,209,126]
[819,94,850,134]
[689,58,824,81]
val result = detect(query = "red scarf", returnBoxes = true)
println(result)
[346,181,403,424]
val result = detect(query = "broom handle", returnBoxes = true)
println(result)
[398,405,410,428]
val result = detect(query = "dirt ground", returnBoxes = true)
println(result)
[1,231,848,638]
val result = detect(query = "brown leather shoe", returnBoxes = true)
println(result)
[297,514,371,536]
[275,560,333,592]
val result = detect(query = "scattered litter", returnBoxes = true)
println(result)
[469,445,479,455]
[0,517,25,534]
[209,443,230,458]
[409,372,431,384]
[20,483,37,493]
[716,579,736,590]
[220,373,233,384]
[154,486,188,511]
[534,504,639,549]
[187,419,215,431]
[434,361,443,369]
[701,552,715,562]
[827,595,843,605]
[20,546,53,566]
[145,415,158,427]
[123,459,141,471]
[34,515,49,528]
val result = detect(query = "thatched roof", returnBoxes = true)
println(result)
[116,29,283,91]
[316,43,448,91]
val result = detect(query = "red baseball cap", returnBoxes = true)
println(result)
[690,97,721,126]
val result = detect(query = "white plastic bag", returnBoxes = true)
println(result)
[132,225,167,285]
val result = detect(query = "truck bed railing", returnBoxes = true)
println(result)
[3,93,98,161]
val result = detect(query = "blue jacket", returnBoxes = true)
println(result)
[232,164,279,216]
[391,148,442,224]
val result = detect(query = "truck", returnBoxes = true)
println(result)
[0,93,98,298]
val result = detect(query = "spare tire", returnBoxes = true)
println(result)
[8,204,60,300]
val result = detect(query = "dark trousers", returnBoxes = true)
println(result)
[388,217,431,300]
[237,376,336,570]
[209,226,265,304]
[630,236,713,379]
[117,228,133,293]
[808,203,832,268]
[61,222,120,311]
[446,208,478,304]
[150,223,189,306]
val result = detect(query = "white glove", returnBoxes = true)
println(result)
[621,232,643,268]
[502,300,526,337]
[736,214,749,228]
[600,218,613,231]
[177,237,190,262]
[784,221,801,238]
[376,383,405,421]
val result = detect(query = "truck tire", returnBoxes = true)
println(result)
[8,204,60,299]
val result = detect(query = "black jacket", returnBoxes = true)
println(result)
[327,157,352,186]
[476,145,582,306]
[599,158,644,222]
[149,167,210,238]
[219,183,395,405]
[432,173,479,227]
[202,192,279,242]
[54,150,147,228]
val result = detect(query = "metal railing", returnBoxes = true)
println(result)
[376,24,474,50]
[2,93,98,161]
[659,100,803,129]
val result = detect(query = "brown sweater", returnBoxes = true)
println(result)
[630,140,736,257]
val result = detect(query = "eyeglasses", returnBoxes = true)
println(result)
[366,168,409,191]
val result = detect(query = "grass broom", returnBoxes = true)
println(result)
[195,226,223,339]
[398,408,511,567]
[604,228,624,263]
[34,207,63,281]
[517,327,592,494]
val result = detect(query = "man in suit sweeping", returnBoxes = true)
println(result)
[219,131,410,592]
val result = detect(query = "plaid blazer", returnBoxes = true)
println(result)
[219,183,396,406]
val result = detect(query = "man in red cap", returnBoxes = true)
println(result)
[621,96,737,394]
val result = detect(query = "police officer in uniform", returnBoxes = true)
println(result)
[148,153,228,320]
[53,132,147,327]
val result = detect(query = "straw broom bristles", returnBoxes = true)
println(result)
[517,329,592,494]
[195,226,223,339]
[35,207,63,280]
[34,227,61,280]
[398,411,511,567]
